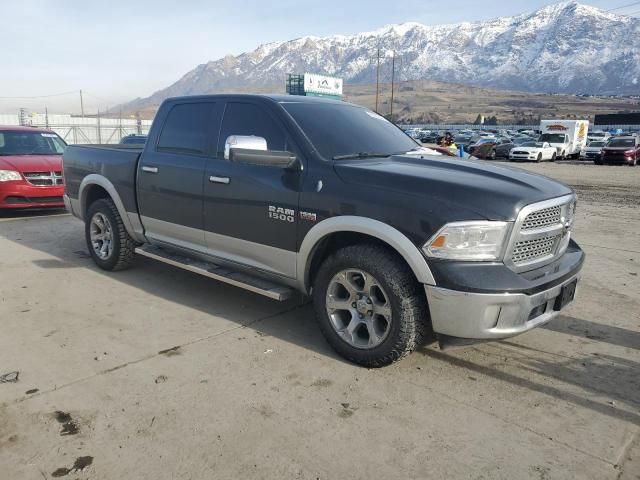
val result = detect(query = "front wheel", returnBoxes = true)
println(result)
[536,153,542,162]
[85,198,136,271]
[312,244,428,367]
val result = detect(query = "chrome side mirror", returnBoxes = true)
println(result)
[224,135,267,160]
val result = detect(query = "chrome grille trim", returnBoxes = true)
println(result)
[23,171,63,186]
[521,205,561,230]
[504,194,576,273]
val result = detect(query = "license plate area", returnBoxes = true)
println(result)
[554,279,577,311]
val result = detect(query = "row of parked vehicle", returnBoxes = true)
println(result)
[403,123,640,166]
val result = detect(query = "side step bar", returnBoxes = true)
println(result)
[134,245,294,301]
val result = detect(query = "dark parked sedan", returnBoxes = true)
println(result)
[598,136,639,166]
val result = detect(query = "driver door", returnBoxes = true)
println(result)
[202,100,303,278]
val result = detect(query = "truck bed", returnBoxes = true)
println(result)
[63,144,142,216]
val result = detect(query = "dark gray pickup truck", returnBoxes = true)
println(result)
[63,94,584,367]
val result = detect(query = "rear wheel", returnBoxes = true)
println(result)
[312,244,428,367]
[551,152,557,162]
[85,198,136,271]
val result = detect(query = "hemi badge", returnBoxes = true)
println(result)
[300,211,317,222]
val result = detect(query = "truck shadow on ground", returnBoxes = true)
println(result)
[541,315,640,350]
[0,212,357,366]
[418,340,640,426]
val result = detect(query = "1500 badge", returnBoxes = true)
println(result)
[268,205,295,223]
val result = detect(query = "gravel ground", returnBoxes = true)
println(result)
[0,161,638,480]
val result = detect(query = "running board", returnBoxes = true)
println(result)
[134,245,294,301]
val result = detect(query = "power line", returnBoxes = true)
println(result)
[606,1,640,11]
[0,90,78,99]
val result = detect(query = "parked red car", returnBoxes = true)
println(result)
[0,126,66,209]
[597,136,639,166]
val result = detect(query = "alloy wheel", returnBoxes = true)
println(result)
[325,269,392,349]
[89,212,113,260]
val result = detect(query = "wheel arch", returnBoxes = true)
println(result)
[79,174,144,242]
[298,216,435,293]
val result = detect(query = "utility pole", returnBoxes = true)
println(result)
[390,51,396,122]
[79,90,85,118]
[369,48,382,113]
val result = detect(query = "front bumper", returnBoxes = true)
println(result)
[509,154,537,161]
[0,182,64,209]
[425,273,579,339]
[601,155,635,165]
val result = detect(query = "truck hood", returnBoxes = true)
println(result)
[0,155,63,172]
[334,155,573,221]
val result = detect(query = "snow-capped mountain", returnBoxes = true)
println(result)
[123,1,640,112]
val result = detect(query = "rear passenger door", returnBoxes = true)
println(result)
[202,101,303,278]
[137,101,219,251]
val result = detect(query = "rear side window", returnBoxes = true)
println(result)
[157,103,213,155]
[218,103,285,157]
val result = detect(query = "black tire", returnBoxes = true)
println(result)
[489,149,496,160]
[560,151,566,160]
[312,243,429,367]
[536,153,542,162]
[85,198,136,271]
[551,153,556,162]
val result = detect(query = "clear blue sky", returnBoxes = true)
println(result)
[0,0,635,113]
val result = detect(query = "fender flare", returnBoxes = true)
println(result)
[78,174,145,242]
[297,215,436,292]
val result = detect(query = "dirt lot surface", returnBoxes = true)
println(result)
[1,161,639,479]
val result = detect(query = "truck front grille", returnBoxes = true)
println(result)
[505,195,575,272]
[511,234,561,264]
[521,205,561,230]
[23,171,63,186]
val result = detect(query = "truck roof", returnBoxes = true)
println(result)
[0,125,58,133]
[163,93,353,107]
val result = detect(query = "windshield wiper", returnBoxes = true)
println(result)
[332,152,393,161]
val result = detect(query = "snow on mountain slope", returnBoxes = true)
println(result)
[123,1,640,112]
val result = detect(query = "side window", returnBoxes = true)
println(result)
[157,103,213,155]
[218,102,286,158]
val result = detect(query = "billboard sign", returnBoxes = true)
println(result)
[304,73,343,96]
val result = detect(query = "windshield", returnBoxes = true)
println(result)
[607,138,635,148]
[521,142,539,147]
[588,141,605,147]
[0,130,66,155]
[513,137,532,144]
[539,133,566,144]
[282,102,418,160]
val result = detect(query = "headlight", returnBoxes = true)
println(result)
[0,170,22,182]
[423,221,511,261]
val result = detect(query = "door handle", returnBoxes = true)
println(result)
[142,166,158,173]
[209,175,230,185]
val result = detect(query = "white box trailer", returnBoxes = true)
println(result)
[539,120,589,159]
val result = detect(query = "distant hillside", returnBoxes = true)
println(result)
[117,1,640,117]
